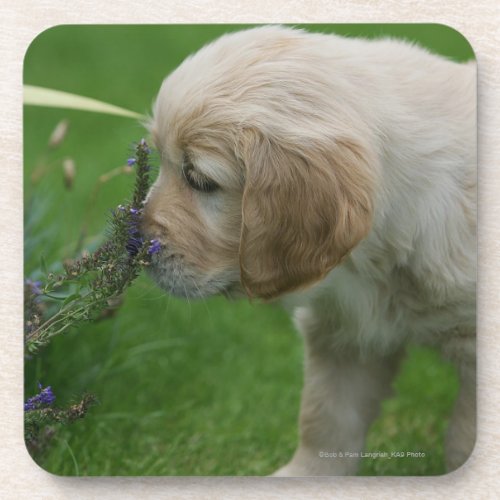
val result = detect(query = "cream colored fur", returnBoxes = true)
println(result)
[142,26,476,475]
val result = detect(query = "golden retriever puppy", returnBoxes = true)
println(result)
[142,26,476,475]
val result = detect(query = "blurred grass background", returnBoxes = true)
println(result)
[24,24,472,476]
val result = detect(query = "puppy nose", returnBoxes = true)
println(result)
[139,206,165,241]
[139,212,153,240]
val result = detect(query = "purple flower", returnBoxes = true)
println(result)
[148,239,161,255]
[24,384,56,412]
[127,158,136,166]
[125,206,144,257]
[125,236,144,257]
[139,138,151,154]
[25,279,43,296]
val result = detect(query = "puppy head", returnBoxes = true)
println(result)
[142,27,376,300]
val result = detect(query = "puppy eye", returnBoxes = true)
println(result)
[182,159,219,193]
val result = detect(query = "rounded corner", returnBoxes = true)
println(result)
[429,23,476,61]
[23,417,75,477]
[23,24,72,82]
[437,432,478,477]
[22,434,64,477]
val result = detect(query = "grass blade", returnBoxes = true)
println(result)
[24,85,145,120]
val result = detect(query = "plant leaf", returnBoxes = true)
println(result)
[23,85,145,120]
[62,293,82,306]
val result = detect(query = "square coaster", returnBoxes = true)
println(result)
[23,24,476,476]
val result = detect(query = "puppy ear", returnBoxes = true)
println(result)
[238,128,375,300]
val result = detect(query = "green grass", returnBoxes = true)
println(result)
[24,24,468,476]
[27,287,303,475]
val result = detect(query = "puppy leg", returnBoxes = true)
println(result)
[442,334,476,472]
[273,319,401,476]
